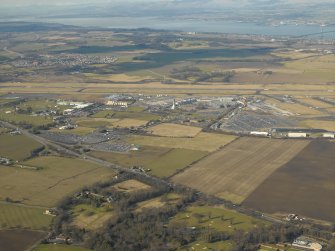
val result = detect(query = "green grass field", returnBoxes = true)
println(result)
[171,205,267,233]
[0,156,115,207]
[112,111,160,121]
[127,133,237,152]
[91,110,114,118]
[34,244,91,251]
[17,99,57,112]
[259,244,301,251]
[0,99,12,105]
[50,127,94,135]
[172,205,268,251]
[0,134,43,160]
[76,118,114,128]
[91,109,157,121]
[90,147,207,178]
[0,108,54,127]
[135,193,182,212]
[178,240,236,251]
[126,106,146,112]
[0,127,9,134]
[89,146,171,168]
[0,203,52,230]
[147,148,208,178]
[71,203,114,230]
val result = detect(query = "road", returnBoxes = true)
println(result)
[3,46,25,59]
[2,119,304,228]
[0,120,170,187]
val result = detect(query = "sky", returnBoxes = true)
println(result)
[1,0,333,8]
[2,0,334,5]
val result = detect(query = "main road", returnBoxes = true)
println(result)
[1,119,289,226]
[0,119,170,187]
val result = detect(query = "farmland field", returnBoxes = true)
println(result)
[51,126,94,135]
[111,179,152,193]
[76,118,118,128]
[112,111,160,121]
[89,146,171,168]
[146,148,208,178]
[92,110,160,121]
[84,73,152,82]
[0,127,9,134]
[34,244,91,251]
[127,132,237,152]
[265,99,322,116]
[0,99,12,105]
[135,197,166,212]
[296,97,333,109]
[0,229,46,251]
[0,203,52,230]
[301,119,335,131]
[178,240,236,251]
[0,134,43,160]
[148,123,202,137]
[0,108,54,126]
[135,193,181,212]
[90,147,207,178]
[17,99,54,110]
[172,205,267,251]
[171,205,267,233]
[71,204,114,230]
[172,137,309,203]
[0,156,115,207]
[243,141,335,222]
[110,118,148,128]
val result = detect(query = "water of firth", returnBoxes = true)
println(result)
[45,17,335,39]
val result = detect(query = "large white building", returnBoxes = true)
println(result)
[106,100,128,107]
[322,133,335,139]
[288,132,307,138]
[250,131,269,137]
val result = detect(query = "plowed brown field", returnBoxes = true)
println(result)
[172,137,309,203]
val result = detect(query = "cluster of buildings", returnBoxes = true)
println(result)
[286,132,335,139]
[250,129,335,139]
[105,94,135,108]
[44,208,59,216]
[59,124,77,130]
[130,166,151,174]
[74,189,114,204]
[58,101,94,115]
[0,157,12,165]
[106,100,128,108]
[11,54,118,68]
[292,236,322,251]
[284,213,305,222]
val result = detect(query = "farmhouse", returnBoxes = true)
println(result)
[44,208,58,216]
